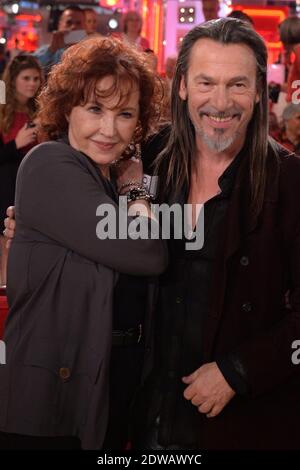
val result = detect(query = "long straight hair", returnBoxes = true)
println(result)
[0,54,42,135]
[156,18,269,218]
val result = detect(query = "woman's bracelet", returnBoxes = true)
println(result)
[125,186,154,204]
[118,181,142,193]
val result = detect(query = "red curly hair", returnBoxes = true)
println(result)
[37,36,162,141]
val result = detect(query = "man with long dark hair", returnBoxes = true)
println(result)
[134,17,300,450]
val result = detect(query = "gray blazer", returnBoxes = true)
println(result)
[0,141,168,449]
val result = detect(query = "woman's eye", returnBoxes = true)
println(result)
[88,106,102,113]
[120,112,133,118]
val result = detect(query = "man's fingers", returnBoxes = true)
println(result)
[6,206,15,218]
[206,405,222,418]
[191,395,202,406]
[3,227,14,240]
[4,218,14,232]
[198,401,214,414]
[183,384,198,400]
[182,370,198,384]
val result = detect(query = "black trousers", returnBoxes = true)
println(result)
[102,342,144,449]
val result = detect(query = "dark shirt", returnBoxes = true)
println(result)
[153,152,247,447]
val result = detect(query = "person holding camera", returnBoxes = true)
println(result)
[33,6,86,75]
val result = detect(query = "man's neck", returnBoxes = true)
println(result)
[194,138,244,174]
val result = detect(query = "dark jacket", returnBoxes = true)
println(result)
[136,139,300,449]
[0,141,168,449]
[200,142,300,449]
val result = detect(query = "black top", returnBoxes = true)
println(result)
[150,150,248,447]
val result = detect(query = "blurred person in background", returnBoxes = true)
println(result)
[276,103,300,153]
[279,16,300,102]
[33,5,86,74]
[144,49,158,73]
[0,54,42,286]
[121,10,150,51]
[202,0,219,21]
[165,56,177,83]
[268,110,281,141]
[84,8,98,35]
[160,56,177,123]
[227,10,254,26]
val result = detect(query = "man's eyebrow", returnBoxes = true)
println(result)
[193,74,250,84]
[227,75,250,85]
[193,73,214,82]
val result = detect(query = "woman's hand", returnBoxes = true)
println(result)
[15,123,37,149]
[3,206,16,249]
[115,154,143,193]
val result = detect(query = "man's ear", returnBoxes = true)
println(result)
[65,114,69,123]
[179,75,187,101]
[255,91,260,104]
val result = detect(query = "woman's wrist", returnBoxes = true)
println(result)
[120,185,154,203]
[118,180,142,194]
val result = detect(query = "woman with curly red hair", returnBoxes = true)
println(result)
[0,37,167,449]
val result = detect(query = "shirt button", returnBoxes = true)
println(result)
[59,367,71,381]
[242,302,252,313]
[175,296,182,304]
[240,256,249,266]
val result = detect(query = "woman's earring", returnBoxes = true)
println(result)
[132,143,141,161]
[121,141,141,160]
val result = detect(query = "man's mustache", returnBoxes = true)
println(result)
[199,107,242,118]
